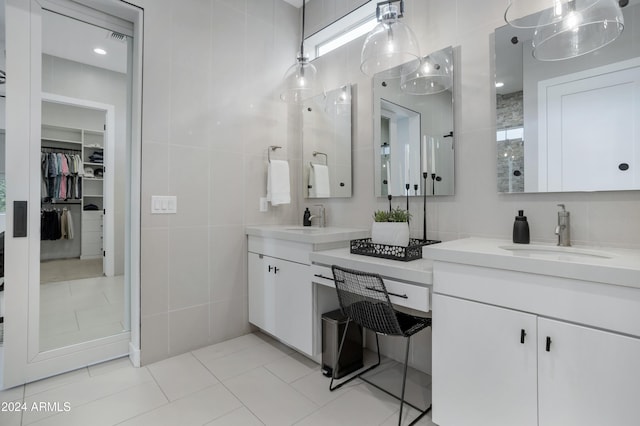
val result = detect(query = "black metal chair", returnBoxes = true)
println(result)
[329,265,432,426]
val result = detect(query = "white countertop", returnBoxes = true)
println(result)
[310,247,433,285]
[423,237,640,288]
[245,225,369,245]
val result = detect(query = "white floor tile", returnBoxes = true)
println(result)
[201,342,289,382]
[379,406,437,426]
[192,333,266,363]
[88,357,133,377]
[0,385,24,404]
[290,371,361,407]
[0,407,23,426]
[117,384,241,426]
[26,381,167,426]
[25,368,90,397]
[22,366,154,424]
[294,384,399,426]
[224,367,318,426]
[264,352,319,384]
[147,353,219,401]
[204,406,264,426]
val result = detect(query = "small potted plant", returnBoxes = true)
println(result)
[371,206,411,247]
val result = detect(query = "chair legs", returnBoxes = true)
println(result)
[330,328,432,426]
[329,318,381,391]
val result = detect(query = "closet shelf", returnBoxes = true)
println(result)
[84,194,103,197]
[42,138,82,145]
[83,177,103,181]
[84,162,104,166]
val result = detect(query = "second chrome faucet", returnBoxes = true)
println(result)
[555,204,571,246]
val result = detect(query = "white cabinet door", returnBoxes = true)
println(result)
[248,252,313,355]
[273,258,313,355]
[248,252,276,335]
[432,294,538,426]
[538,318,640,426]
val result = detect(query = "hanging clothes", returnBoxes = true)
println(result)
[41,208,74,241]
[40,149,83,202]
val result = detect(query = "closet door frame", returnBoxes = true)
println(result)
[2,0,142,388]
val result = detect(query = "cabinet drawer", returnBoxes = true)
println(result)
[311,264,430,313]
[82,219,103,232]
[248,236,312,265]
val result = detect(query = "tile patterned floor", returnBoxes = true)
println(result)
[0,332,437,426]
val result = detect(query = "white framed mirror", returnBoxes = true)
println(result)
[373,46,455,197]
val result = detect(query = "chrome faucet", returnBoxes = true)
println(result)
[555,204,571,247]
[310,204,326,228]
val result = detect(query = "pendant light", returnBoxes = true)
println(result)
[280,0,319,104]
[360,0,421,78]
[400,50,452,95]
[504,0,625,61]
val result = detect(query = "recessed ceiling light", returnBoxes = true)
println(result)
[495,82,505,88]
[93,48,107,55]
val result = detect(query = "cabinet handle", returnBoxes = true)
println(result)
[365,286,408,299]
[268,265,279,274]
[313,273,334,281]
[520,329,526,344]
[546,336,552,352]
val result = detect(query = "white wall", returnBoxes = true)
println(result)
[130,0,300,364]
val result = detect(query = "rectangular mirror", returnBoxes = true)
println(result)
[495,1,640,193]
[303,84,353,198]
[373,46,455,197]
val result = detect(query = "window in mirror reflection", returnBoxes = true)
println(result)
[495,0,640,193]
[373,46,455,197]
[303,85,353,199]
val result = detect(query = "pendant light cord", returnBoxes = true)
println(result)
[300,0,306,59]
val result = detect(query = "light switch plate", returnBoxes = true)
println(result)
[151,196,177,214]
[259,197,268,212]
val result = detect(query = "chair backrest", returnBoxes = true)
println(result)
[331,265,403,336]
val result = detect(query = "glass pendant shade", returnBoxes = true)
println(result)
[532,0,624,61]
[400,51,452,95]
[280,55,319,104]
[360,3,421,78]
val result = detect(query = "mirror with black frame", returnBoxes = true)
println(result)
[373,46,455,198]
[303,84,353,198]
[495,0,640,193]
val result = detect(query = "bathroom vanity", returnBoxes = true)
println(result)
[424,238,640,426]
[245,226,368,357]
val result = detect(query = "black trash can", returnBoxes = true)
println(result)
[321,309,363,378]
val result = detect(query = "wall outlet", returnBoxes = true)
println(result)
[259,197,268,212]
[151,196,177,214]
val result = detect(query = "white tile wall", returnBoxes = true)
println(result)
[135,0,640,366]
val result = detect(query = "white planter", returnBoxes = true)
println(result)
[371,222,410,247]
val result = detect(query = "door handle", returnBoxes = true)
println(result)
[546,336,552,352]
[520,329,526,344]
[14,201,28,237]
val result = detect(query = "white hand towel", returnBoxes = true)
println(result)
[267,159,291,205]
[309,163,331,198]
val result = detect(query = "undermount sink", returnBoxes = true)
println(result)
[499,244,613,260]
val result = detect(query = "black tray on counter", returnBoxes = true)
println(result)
[350,238,441,262]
